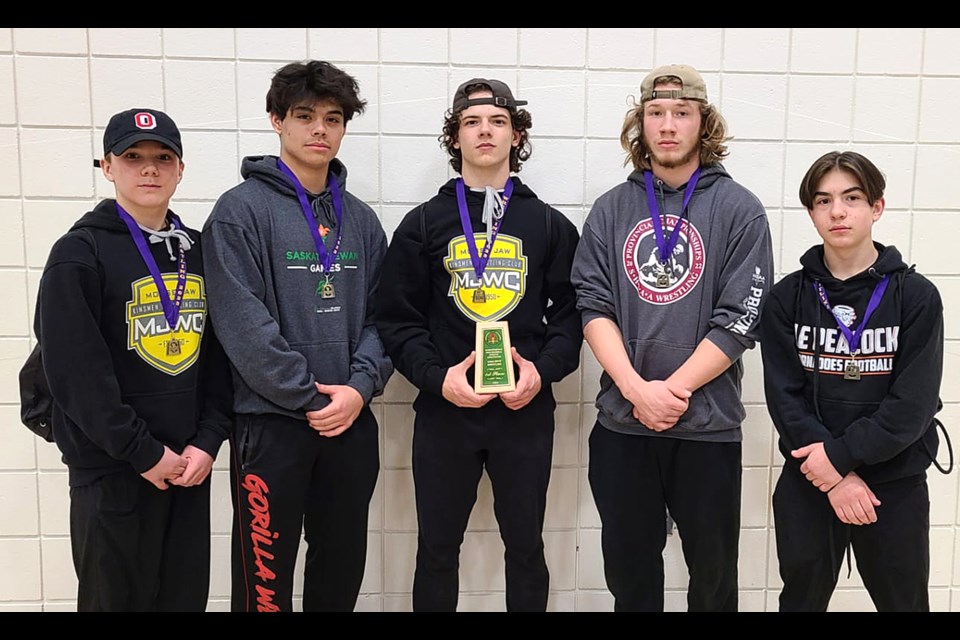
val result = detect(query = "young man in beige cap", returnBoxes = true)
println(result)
[571,64,773,611]
[376,78,582,611]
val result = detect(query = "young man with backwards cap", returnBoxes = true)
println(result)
[571,64,774,611]
[376,78,582,611]
[35,108,233,610]
[202,60,392,612]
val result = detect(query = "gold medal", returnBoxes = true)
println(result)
[166,336,182,356]
[844,357,861,381]
[319,274,336,300]
[656,273,670,288]
[472,288,487,303]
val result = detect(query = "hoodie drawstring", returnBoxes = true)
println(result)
[138,222,194,261]
[480,186,505,245]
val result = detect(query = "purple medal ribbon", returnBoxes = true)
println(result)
[644,168,701,264]
[115,202,187,331]
[277,158,344,273]
[812,275,890,355]
[456,177,515,280]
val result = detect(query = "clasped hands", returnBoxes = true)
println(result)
[442,348,541,411]
[791,441,881,526]
[141,444,214,490]
[621,373,691,432]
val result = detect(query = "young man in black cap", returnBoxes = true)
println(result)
[571,64,774,611]
[36,108,233,611]
[202,60,392,612]
[376,78,582,611]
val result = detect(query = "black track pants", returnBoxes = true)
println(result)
[70,468,212,611]
[230,408,379,612]
[588,424,742,612]
[411,398,555,611]
[774,467,930,612]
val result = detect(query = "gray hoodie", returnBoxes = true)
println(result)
[202,155,392,419]
[571,164,773,442]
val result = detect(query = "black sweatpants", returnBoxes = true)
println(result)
[69,467,212,612]
[411,396,555,611]
[588,424,742,612]
[230,408,379,612]
[773,467,930,612]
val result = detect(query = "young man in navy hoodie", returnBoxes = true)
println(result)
[375,78,582,611]
[36,108,233,611]
[202,60,392,612]
[759,151,945,611]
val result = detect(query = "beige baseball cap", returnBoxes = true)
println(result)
[640,64,708,103]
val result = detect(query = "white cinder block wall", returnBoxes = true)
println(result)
[2,27,958,612]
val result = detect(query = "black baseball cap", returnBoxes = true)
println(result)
[451,78,528,114]
[99,108,183,165]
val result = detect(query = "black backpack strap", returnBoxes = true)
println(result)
[24,227,101,443]
[544,202,553,252]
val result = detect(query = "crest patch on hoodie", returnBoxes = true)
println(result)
[126,273,206,375]
[444,233,528,322]
[622,214,705,305]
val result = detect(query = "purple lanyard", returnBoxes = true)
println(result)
[812,275,890,354]
[456,177,515,279]
[115,202,187,330]
[644,168,701,264]
[277,158,344,273]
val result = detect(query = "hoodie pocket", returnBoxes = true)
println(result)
[235,415,257,471]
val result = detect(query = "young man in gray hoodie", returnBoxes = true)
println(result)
[571,64,774,611]
[202,60,392,612]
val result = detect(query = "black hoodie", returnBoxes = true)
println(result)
[375,177,583,409]
[36,199,233,487]
[759,242,943,485]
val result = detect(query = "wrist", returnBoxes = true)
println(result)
[615,372,645,399]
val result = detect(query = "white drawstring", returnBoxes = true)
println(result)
[138,222,194,261]
[480,186,504,244]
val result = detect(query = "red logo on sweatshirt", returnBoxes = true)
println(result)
[622,215,704,305]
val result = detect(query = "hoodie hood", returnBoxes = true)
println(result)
[240,155,349,227]
[69,199,195,261]
[626,162,730,195]
[437,175,538,202]
[799,241,908,284]
[69,199,146,234]
[240,155,348,198]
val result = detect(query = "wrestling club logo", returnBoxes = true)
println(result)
[444,233,528,322]
[125,273,206,375]
[622,214,705,305]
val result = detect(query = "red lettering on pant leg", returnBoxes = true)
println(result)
[255,584,280,613]
[242,473,281,610]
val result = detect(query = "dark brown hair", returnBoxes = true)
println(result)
[266,60,366,122]
[798,151,886,210]
[439,82,533,173]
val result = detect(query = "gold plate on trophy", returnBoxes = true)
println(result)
[474,321,516,393]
